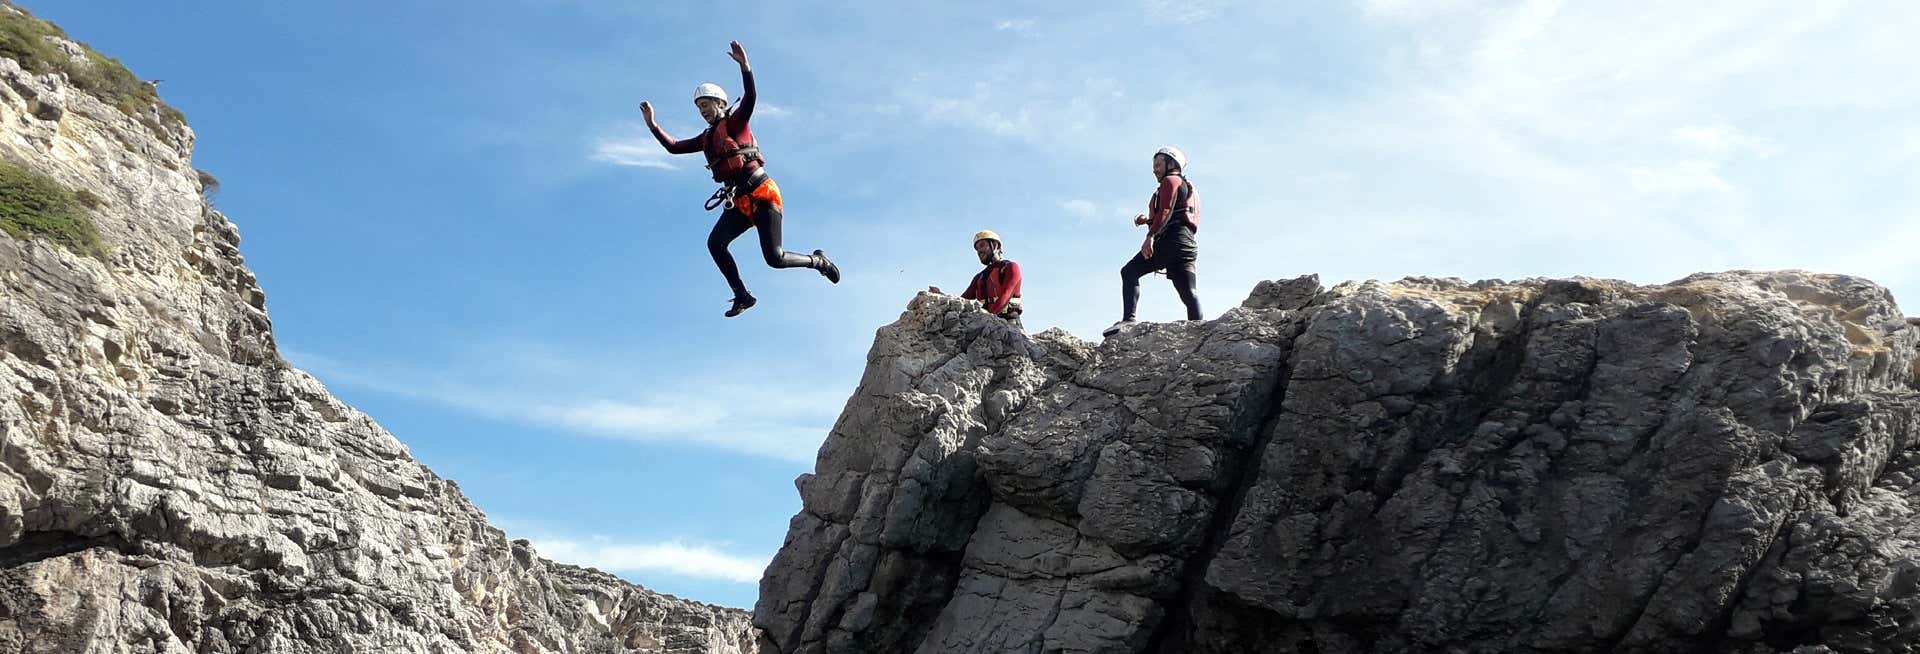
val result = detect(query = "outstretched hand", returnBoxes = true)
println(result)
[1133,213,1149,226]
[639,101,655,123]
[729,40,749,68]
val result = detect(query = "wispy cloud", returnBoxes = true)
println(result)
[1670,124,1780,158]
[995,18,1037,35]
[590,122,698,169]
[591,139,678,169]
[1058,199,1099,217]
[533,537,770,584]
[1143,0,1229,24]
[1358,0,1473,21]
[1627,162,1733,196]
[285,348,835,462]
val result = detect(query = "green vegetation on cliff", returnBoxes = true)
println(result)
[0,160,104,258]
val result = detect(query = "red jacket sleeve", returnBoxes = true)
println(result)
[1150,176,1181,228]
[983,262,1021,314]
[728,68,756,131]
[651,122,703,154]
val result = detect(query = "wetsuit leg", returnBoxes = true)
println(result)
[1163,226,1202,320]
[707,209,754,296]
[1167,262,1202,320]
[1120,252,1158,321]
[752,203,818,269]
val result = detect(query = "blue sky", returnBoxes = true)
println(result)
[33,1,1919,608]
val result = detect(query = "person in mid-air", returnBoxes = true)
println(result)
[931,230,1023,327]
[640,40,840,318]
[1106,146,1201,337]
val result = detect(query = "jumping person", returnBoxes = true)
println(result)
[1105,146,1201,337]
[639,40,840,318]
[931,230,1023,326]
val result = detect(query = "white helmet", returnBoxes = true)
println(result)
[1154,146,1187,171]
[694,82,729,105]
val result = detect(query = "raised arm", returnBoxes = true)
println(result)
[639,101,702,154]
[728,40,756,126]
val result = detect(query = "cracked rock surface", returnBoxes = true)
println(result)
[756,272,1920,653]
[0,20,755,654]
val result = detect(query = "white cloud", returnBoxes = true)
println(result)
[1627,161,1733,195]
[1359,0,1474,21]
[1473,0,1563,64]
[1144,0,1229,24]
[995,18,1037,34]
[591,138,678,169]
[532,537,770,584]
[1671,124,1780,158]
[755,103,794,118]
[1058,199,1099,217]
[285,350,834,462]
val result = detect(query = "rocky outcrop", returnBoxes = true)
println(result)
[756,272,1920,653]
[0,13,754,654]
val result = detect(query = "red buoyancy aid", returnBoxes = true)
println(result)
[702,116,764,183]
[1147,176,1200,237]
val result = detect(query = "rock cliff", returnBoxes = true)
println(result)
[756,272,1920,653]
[0,6,755,653]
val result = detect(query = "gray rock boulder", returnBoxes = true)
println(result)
[756,272,1920,653]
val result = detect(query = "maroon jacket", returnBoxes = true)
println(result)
[962,260,1022,315]
[651,68,761,183]
[1141,173,1198,258]
[1146,173,1199,236]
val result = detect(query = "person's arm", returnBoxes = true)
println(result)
[640,102,702,154]
[1150,176,1180,227]
[960,273,982,300]
[728,41,755,127]
[983,262,1021,314]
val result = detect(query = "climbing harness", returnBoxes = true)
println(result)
[705,167,770,212]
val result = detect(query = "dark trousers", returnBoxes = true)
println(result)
[1121,225,1202,321]
[707,202,815,296]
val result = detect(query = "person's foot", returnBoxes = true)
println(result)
[725,293,758,318]
[1102,319,1137,337]
[812,250,840,284]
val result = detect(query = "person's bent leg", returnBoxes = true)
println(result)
[1120,253,1155,321]
[1169,262,1203,321]
[708,210,754,296]
[751,203,817,269]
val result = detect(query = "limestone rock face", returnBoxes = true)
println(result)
[756,273,1920,654]
[0,25,754,654]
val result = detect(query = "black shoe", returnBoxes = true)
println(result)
[725,294,757,318]
[813,250,840,284]
[1102,319,1137,337]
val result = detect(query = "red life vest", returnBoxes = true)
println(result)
[702,115,764,183]
[1153,176,1198,233]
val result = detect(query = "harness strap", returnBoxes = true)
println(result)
[704,167,771,212]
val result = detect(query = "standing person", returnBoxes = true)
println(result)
[639,40,840,318]
[932,230,1023,327]
[1105,146,1201,336]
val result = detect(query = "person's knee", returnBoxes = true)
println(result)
[762,247,788,268]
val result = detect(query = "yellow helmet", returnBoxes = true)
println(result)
[973,230,1001,246]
